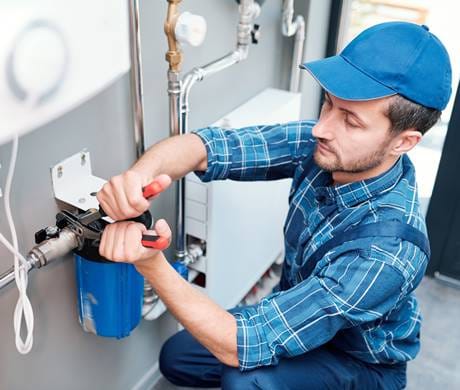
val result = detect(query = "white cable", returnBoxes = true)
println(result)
[0,233,28,265]
[1,134,34,354]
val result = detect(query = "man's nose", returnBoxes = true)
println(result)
[312,113,335,140]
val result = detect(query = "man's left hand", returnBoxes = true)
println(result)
[99,219,172,268]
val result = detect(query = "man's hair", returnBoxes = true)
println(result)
[387,95,442,135]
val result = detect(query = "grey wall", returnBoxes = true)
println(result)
[0,1,332,389]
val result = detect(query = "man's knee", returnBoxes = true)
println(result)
[159,330,222,387]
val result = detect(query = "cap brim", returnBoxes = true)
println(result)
[300,55,396,101]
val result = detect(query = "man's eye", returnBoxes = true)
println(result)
[345,118,360,128]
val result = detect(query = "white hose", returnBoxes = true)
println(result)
[0,134,34,354]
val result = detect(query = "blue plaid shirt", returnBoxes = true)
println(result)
[193,120,428,371]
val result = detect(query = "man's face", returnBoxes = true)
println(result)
[312,92,395,174]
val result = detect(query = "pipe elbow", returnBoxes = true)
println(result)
[294,15,305,41]
[234,46,248,61]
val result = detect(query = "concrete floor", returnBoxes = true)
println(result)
[406,277,460,389]
[153,277,460,389]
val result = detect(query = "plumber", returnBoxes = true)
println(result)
[97,22,451,389]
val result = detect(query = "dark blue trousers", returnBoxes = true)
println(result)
[159,329,407,389]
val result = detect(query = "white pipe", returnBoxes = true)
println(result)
[281,0,305,92]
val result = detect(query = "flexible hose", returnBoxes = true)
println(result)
[0,134,34,354]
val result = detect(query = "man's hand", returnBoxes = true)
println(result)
[99,219,172,268]
[96,171,172,221]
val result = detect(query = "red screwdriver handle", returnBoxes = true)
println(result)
[142,181,163,200]
[141,234,169,250]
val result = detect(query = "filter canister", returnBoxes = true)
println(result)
[75,254,143,339]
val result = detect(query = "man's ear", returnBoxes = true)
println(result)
[390,129,422,156]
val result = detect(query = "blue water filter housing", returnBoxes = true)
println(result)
[75,254,144,339]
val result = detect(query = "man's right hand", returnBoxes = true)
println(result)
[96,170,172,221]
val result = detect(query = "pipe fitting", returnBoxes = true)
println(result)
[28,228,80,268]
[282,0,297,36]
[0,227,79,290]
[187,243,204,264]
[164,0,183,72]
[237,0,260,48]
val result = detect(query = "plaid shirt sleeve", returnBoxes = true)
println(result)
[192,120,316,182]
[233,243,422,371]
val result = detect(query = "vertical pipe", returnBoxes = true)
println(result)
[164,0,186,261]
[128,0,145,157]
[168,70,186,260]
[168,71,182,137]
[289,16,305,92]
[282,0,305,93]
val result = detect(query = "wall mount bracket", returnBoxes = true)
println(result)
[51,150,105,211]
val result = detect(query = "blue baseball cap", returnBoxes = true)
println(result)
[301,21,452,110]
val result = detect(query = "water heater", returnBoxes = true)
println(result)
[0,0,130,144]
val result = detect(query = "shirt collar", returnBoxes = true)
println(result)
[314,157,404,210]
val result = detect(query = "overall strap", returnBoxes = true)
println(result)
[301,221,431,280]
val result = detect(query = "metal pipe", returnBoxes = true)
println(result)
[178,54,244,256]
[171,71,186,261]
[175,1,258,263]
[237,0,259,49]
[163,0,186,262]
[0,265,21,290]
[281,0,305,92]
[0,228,79,290]
[168,70,182,137]
[162,0,259,263]
[180,0,258,143]
[282,0,296,36]
[169,71,185,260]
[289,16,305,92]
[180,50,245,135]
[128,0,146,157]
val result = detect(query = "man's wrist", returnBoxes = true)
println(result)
[129,165,156,184]
[134,252,165,276]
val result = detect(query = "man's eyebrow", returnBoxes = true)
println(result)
[324,92,368,127]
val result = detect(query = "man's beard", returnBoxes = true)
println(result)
[313,140,389,174]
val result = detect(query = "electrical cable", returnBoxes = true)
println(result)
[0,134,34,354]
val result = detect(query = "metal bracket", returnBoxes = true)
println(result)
[51,150,105,211]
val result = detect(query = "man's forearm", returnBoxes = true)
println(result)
[136,254,239,367]
[131,133,208,181]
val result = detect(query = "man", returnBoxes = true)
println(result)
[97,22,451,389]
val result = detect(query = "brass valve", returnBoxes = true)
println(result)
[164,0,183,72]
